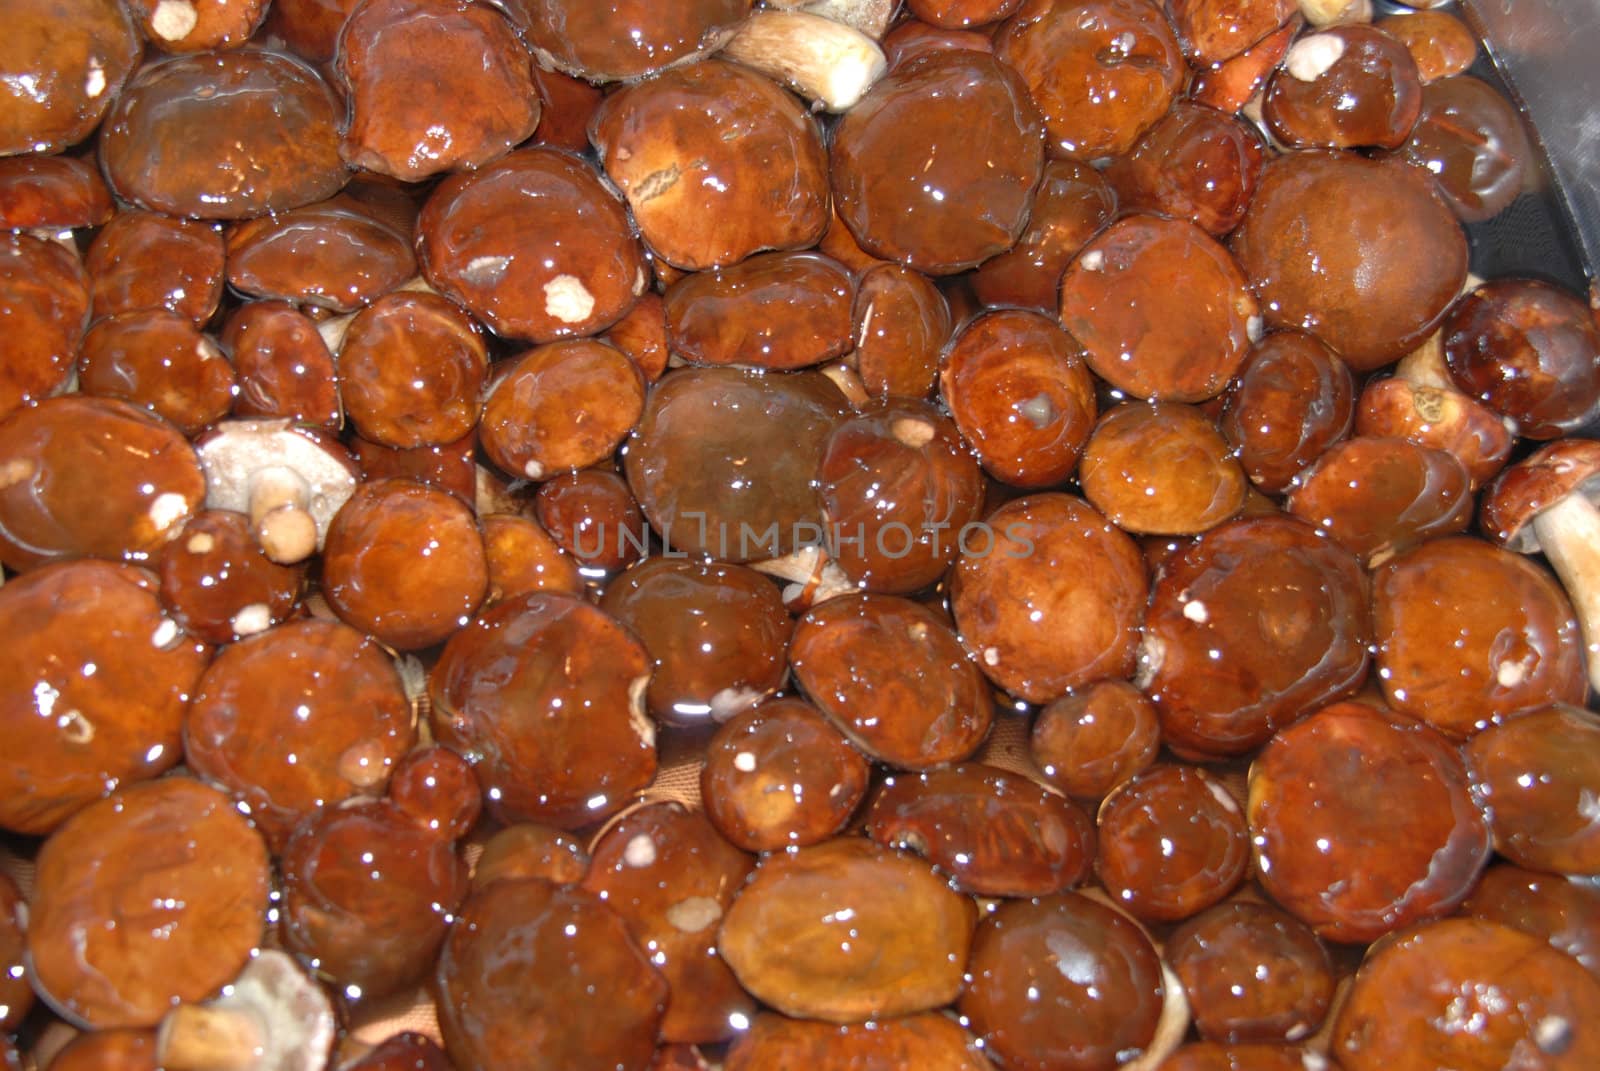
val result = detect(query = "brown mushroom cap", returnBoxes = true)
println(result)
[1333,918,1600,1069]
[0,559,207,835]
[0,395,206,572]
[99,51,349,221]
[505,0,752,82]
[1480,437,1600,552]
[718,837,976,1023]
[27,777,271,1029]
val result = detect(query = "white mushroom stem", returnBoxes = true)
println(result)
[820,361,870,406]
[1394,333,1453,390]
[315,311,357,355]
[158,1003,267,1071]
[249,465,318,565]
[1532,491,1600,693]
[751,544,858,609]
[157,951,335,1071]
[797,0,897,39]
[1297,0,1371,27]
[720,10,887,112]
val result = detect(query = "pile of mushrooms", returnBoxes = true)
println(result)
[2,0,1600,1070]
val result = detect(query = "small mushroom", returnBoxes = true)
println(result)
[156,951,336,1071]
[1480,438,1600,693]
[719,10,887,112]
[1356,331,1515,489]
[195,419,359,564]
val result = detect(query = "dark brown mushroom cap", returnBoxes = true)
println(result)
[724,1012,996,1071]
[336,0,540,182]
[0,395,206,572]
[830,49,1046,275]
[1333,917,1600,1069]
[416,147,647,343]
[99,50,348,221]
[435,878,669,1071]
[590,59,829,272]
[1480,437,1600,552]
[1230,149,1467,371]
[428,591,656,828]
[502,0,753,82]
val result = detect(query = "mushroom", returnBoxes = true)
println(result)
[750,542,858,610]
[156,951,336,1071]
[1480,437,1600,693]
[1356,328,1514,488]
[1298,0,1372,28]
[195,419,359,564]
[719,10,887,112]
[762,0,897,38]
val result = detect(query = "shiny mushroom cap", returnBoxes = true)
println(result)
[1480,438,1600,552]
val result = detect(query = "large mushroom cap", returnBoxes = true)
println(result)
[1480,438,1600,552]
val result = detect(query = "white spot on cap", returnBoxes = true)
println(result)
[150,0,198,41]
[1017,393,1056,429]
[1247,315,1264,342]
[1535,1015,1571,1053]
[665,896,722,934]
[0,458,34,489]
[185,531,215,554]
[891,418,936,448]
[982,647,1001,667]
[231,603,272,637]
[1206,778,1241,813]
[623,833,657,868]
[148,492,190,534]
[1495,659,1529,688]
[709,686,764,722]
[522,460,545,480]
[1183,600,1209,624]
[733,751,757,773]
[150,618,180,648]
[1286,34,1346,81]
[1079,250,1106,272]
[84,59,106,98]
[544,274,595,324]
[463,255,511,284]
[58,710,94,744]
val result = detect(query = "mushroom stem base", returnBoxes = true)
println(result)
[1532,491,1600,694]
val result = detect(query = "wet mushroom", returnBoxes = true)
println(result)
[1480,438,1600,692]
[156,951,336,1071]
[195,419,359,564]
[720,10,888,112]
[1355,331,1514,489]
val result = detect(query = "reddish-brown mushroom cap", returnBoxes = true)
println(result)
[27,777,272,1029]
[1481,438,1600,692]
[1333,918,1600,1069]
